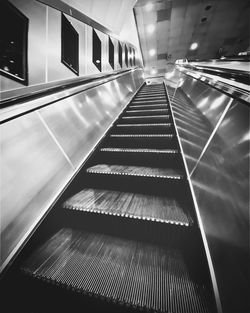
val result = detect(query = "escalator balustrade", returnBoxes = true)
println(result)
[13,84,216,313]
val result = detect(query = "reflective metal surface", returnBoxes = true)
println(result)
[165,72,237,173]
[191,100,249,313]
[0,69,144,271]
[0,112,73,270]
[165,70,249,313]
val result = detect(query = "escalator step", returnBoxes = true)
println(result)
[132,100,167,104]
[122,115,170,118]
[114,123,173,134]
[129,104,168,109]
[100,148,179,154]
[116,123,171,127]
[63,188,192,226]
[110,134,173,138]
[86,164,184,179]
[21,228,211,313]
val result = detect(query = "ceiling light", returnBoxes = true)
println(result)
[147,24,155,34]
[151,69,157,75]
[190,42,198,50]
[145,3,153,12]
[149,49,156,56]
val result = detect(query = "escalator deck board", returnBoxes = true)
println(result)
[21,228,212,313]
[86,164,184,180]
[63,188,193,226]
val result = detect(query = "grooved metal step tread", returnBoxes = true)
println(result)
[110,134,173,138]
[86,164,184,180]
[135,96,166,100]
[132,99,167,103]
[126,109,169,113]
[63,188,192,226]
[21,228,212,313]
[122,115,170,119]
[129,104,168,109]
[100,148,179,154]
[117,123,172,127]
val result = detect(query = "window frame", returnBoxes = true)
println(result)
[108,36,114,69]
[61,13,79,75]
[118,41,123,68]
[124,44,128,67]
[92,28,102,72]
[0,1,29,85]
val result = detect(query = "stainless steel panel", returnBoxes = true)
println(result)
[165,71,235,173]
[180,75,232,128]
[39,70,144,168]
[0,69,144,271]
[191,100,249,313]
[1,0,47,91]
[0,112,73,271]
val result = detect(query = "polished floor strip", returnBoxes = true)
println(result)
[21,228,210,313]
[86,164,183,179]
[63,188,192,226]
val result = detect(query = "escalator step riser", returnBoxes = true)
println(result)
[93,149,182,170]
[113,125,173,134]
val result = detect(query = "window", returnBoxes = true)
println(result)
[61,14,79,75]
[129,47,133,67]
[0,1,28,85]
[124,44,128,67]
[92,29,102,72]
[108,37,114,69]
[118,42,122,68]
[133,48,136,66]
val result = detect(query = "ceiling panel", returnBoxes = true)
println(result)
[134,0,249,76]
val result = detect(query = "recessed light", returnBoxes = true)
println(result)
[151,69,157,75]
[145,3,153,12]
[147,24,155,34]
[190,42,198,50]
[205,5,212,11]
[149,49,156,56]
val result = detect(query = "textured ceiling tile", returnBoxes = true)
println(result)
[157,7,172,22]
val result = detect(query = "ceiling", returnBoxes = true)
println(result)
[62,0,136,34]
[134,0,250,77]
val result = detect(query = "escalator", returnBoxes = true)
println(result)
[1,83,217,313]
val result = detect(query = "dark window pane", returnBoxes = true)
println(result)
[61,14,79,75]
[92,29,102,72]
[108,37,114,69]
[129,47,133,67]
[118,42,122,68]
[0,1,28,85]
[125,45,128,67]
[133,48,136,66]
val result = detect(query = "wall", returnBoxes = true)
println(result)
[1,0,140,94]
